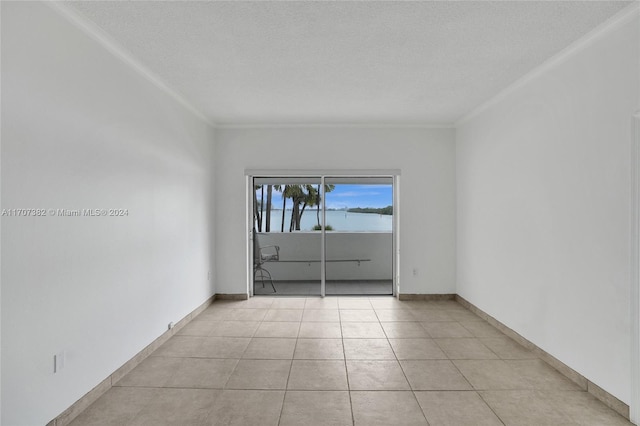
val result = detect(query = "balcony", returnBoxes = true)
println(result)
[254,231,393,295]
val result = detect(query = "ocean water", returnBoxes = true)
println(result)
[256,210,392,232]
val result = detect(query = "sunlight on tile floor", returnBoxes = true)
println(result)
[70,297,632,426]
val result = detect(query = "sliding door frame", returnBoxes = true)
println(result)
[246,169,401,298]
[631,112,640,423]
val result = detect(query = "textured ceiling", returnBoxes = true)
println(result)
[66,1,631,125]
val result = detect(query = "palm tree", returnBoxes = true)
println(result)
[268,183,335,232]
[276,185,287,232]
[316,184,335,227]
[286,185,306,231]
[259,185,264,231]
[253,185,262,231]
[277,184,320,231]
[265,185,273,232]
[293,185,318,231]
[316,184,321,227]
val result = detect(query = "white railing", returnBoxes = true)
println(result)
[256,232,393,281]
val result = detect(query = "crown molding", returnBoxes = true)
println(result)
[457,1,640,127]
[41,2,456,131]
[46,1,216,129]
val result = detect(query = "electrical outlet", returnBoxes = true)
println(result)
[168,322,175,330]
[413,268,418,276]
[54,351,65,373]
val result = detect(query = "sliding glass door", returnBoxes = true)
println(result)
[324,177,394,295]
[252,177,322,296]
[251,174,395,296]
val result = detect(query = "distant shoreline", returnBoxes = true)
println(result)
[346,206,392,215]
[255,209,392,232]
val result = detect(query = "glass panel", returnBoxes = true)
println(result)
[324,178,394,295]
[253,178,321,295]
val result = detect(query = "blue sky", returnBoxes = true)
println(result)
[259,184,393,210]
[325,184,392,209]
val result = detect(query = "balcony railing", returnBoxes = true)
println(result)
[256,231,392,282]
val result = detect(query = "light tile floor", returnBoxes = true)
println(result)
[70,297,632,426]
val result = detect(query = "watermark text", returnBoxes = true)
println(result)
[1,208,129,217]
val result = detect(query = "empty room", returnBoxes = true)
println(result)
[2,1,639,425]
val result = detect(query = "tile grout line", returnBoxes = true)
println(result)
[443,351,504,423]
[51,295,216,426]
[341,311,357,426]
[475,390,508,426]
[66,297,634,425]
[455,295,631,419]
[276,315,302,424]
[385,309,432,425]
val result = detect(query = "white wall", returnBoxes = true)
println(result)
[1,3,216,425]
[215,127,456,295]
[456,9,639,405]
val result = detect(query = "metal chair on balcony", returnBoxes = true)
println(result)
[253,229,279,293]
